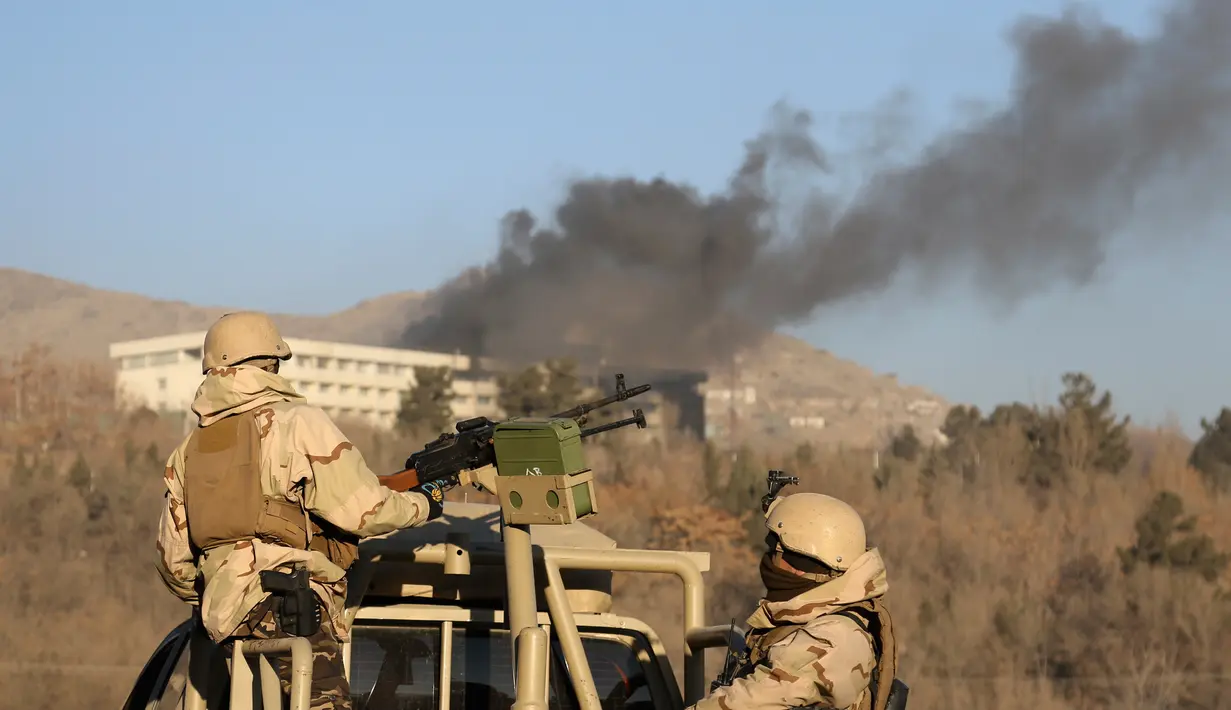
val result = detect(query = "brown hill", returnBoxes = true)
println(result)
[704,332,951,448]
[0,267,429,361]
[0,267,951,445]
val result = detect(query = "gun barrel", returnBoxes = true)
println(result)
[579,408,647,438]
[552,384,651,420]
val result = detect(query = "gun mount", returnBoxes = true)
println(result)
[761,469,799,512]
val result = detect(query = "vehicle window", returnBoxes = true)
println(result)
[450,626,657,710]
[350,624,442,710]
[448,626,519,710]
[349,623,659,710]
[121,623,190,710]
[577,635,655,710]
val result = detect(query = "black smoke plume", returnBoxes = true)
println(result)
[402,0,1231,369]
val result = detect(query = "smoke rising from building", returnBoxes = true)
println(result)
[402,0,1231,369]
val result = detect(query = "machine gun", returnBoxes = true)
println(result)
[761,469,799,512]
[378,373,651,501]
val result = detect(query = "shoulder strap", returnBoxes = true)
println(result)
[747,623,805,665]
[831,601,898,710]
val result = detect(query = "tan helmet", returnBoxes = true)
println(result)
[201,311,292,374]
[764,492,867,571]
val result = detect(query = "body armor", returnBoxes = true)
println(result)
[720,601,909,710]
[182,409,358,570]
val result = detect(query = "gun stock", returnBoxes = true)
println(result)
[379,467,422,493]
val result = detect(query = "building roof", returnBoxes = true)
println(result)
[108,330,477,368]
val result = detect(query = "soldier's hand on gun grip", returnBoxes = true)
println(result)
[411,482,445,521]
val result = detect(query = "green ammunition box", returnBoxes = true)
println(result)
[492,418,596,524]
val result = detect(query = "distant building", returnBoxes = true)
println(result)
[107,332,500,429]
[788,416,826,430]
[109,331,711,442]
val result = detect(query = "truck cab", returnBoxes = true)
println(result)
[122,501,737,710]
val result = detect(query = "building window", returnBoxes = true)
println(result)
[319,383,333,394]
[121,355,146,370]
[355,361,371,374]
[317,357,331,369]
[339,385,352,395]
[477,396,492,406]
[149,351,179,366]
[158,378,167,391]
[376,363,392,375]
[337,359,353,372]
[358,386,370,397]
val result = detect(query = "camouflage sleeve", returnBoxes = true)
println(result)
[154,445,199,605]
[292,406,433,537]
[692,623,874,710]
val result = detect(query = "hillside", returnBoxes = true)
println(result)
[0,267,950,445]
[705,332,950,448]
[0,267,430,360]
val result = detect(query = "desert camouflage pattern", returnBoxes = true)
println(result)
[693,548,889,710]
[231,598,352,710]
[155,364,433,644]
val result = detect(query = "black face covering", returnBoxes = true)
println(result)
[760,552,823,603]
[760,532,842,603]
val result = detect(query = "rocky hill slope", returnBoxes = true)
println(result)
[701,332,949,448]
[0,267,950,447]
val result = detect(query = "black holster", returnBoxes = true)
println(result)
[259,566,322,638]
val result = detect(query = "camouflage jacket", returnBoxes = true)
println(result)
[155,365,433,644]
[693,548,890,710]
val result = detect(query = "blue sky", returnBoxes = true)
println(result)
[4,0,1226,436]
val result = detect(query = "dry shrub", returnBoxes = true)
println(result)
[0,346,186,710]
[3,345,1230,710]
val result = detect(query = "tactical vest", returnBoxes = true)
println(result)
[736,599,907,710]
[182,409,359,571]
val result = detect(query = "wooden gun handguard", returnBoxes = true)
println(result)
[378,468,421,493]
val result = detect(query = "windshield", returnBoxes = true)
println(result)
[349,622,664,710]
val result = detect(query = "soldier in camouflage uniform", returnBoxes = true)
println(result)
[155,311,442,710]
[696,493,902,710]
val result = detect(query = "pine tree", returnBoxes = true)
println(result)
[1056,372,1131,475]
[889,424,922,462]
[67,451,92,494]
[1117,490,1229,582]
[542,358,582,414]
[396,366,455,434]
[1188,407,1231,492]
[497,365,554,417]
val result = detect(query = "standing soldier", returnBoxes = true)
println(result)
[699,491,906,710]
[154,311,443,710]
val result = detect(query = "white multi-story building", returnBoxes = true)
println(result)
[107,332,501,429]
